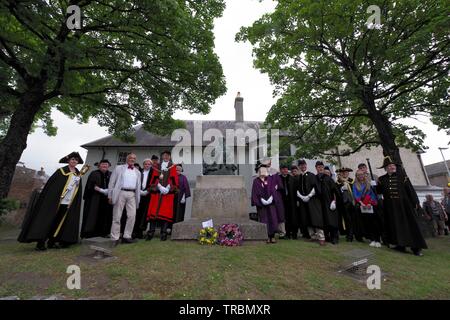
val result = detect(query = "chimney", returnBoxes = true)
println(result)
[234,91,244,122]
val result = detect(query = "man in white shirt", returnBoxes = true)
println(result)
[108,153,142,244]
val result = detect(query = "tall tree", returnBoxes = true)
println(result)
[237,0,449,164]
[0,0,226,199]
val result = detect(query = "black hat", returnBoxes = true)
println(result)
[59,152,84,164]
[254,161,269,173]
[357,163,367,169]
[336,167,353,173]
[378,156,400,169]
[315,161,324,167]
[151,155,159,160]
[324,166,331,171]
[297,159,307,165]
[280,164,289,169]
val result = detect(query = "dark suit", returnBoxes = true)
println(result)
[132,167,152,238]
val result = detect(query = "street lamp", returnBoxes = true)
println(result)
[438,147,450,178]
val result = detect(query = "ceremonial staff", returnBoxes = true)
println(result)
[366,158,375,181]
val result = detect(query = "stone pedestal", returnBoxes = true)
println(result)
[171,176,267,241]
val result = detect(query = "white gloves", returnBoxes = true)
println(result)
[140,190,148,196]
[341,185,348,191]
[157,183,170,195]
[297,191,310,203]
[370,180,377,186]
[180,194,186,204]
[330,200,336,211]
[95,186,108,195]
[308,188,316,198]
[261,195,273,206]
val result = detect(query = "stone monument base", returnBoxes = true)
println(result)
[171,217,268,242]
[171,175,268,242]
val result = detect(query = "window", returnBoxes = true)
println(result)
[117,151,131,165]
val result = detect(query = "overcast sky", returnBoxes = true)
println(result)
[19,0,450,174]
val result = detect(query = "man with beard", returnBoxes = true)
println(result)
[18,152,86,250]
[376,156,427,256]
[295,159,325,245]
[279,165,298,239]
[316,162,340,244]
[146,151,179,241]
[81,159,113,238]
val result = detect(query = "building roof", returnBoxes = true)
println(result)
[81,120,288,148]
[425,160,450,177]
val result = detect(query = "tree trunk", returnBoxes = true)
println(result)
[0,89,43,199]
[363,94,403,167]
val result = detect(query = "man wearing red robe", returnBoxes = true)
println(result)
[146,150,179,241]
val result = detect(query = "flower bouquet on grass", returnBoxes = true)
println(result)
[198,227,218,245]
[218,224,243,246]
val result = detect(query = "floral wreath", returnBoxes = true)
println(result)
[218,224,243,246]
[199,227,218,245]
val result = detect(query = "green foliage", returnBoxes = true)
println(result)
[0,198,19,217]
[0,0,227,139]
[237,0,449,158]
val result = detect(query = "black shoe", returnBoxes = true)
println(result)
[346,237,353,242]
[393,246,407,253]
[145,232,154,241]
[122,238,137,244]
[35,242,47,251]
[47,242,61,249]
[160,233,168,241]
[412,248,424,256]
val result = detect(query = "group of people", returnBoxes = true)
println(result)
[251,156,446,257]
[17,150,448,257]
[18,151,191,250]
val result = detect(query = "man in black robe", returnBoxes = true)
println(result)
[279,165,298,239]
[376,156,427,256]
[316,163,340,244]
[336,168,357,242]
[295,159,325,245]
[132,157,155,239]
[81,159,112,238]
[18,152,87,251]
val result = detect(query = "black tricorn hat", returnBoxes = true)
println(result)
[336,167,353,173]
[297,159,307,165]
[377,156,399,169]
[59,152,84,164]
[254,161,269,173]
[151,155,159,160]
[315,160,324,167]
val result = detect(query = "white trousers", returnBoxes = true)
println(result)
[110,190,136,240]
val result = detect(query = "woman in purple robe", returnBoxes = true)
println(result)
[173,165,191,224]
[251,164,280,243]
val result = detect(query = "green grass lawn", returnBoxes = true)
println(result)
[0,224,449,300]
